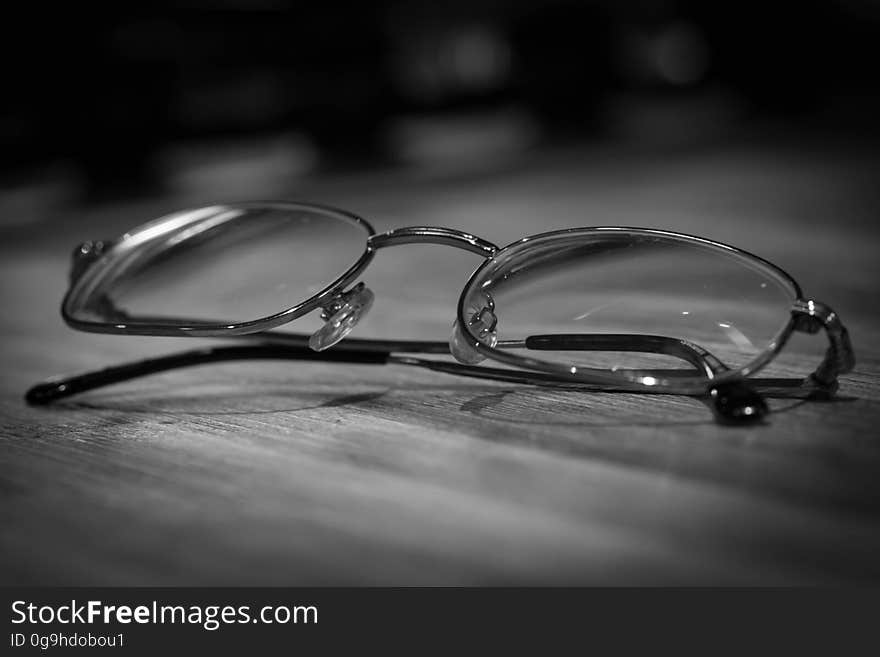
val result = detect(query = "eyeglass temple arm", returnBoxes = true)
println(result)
[791,299,855,393]
[24,343,393,406]
[25,331,724,405]
[518,333,769,423]
[520,334,729,379]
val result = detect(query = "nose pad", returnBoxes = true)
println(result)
[450,293,498,364]
[309,282,374,352]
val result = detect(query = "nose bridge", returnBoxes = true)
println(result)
[367,227,498,257]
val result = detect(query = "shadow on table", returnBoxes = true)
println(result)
[36,379,858,429]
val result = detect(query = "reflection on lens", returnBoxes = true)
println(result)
[459,229,799,388]
[65,202,371,328]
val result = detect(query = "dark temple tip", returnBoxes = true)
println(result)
[709,382,769,425]
[25,381,68,406]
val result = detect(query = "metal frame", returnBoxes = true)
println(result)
[369,226,498,257]
[29,201,856,424]
[62,201,377,337]
[454,226,809,395]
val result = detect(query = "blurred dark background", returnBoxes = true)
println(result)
[2,0,880,203]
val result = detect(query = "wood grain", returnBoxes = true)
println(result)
[2,138,879,584]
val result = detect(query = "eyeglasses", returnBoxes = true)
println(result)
[26,201,854,424]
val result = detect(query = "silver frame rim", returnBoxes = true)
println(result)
[61,201,376,337]
[59,205,809,393]
[455,226,804,392]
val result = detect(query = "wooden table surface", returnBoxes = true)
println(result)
[2,133,879,585]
